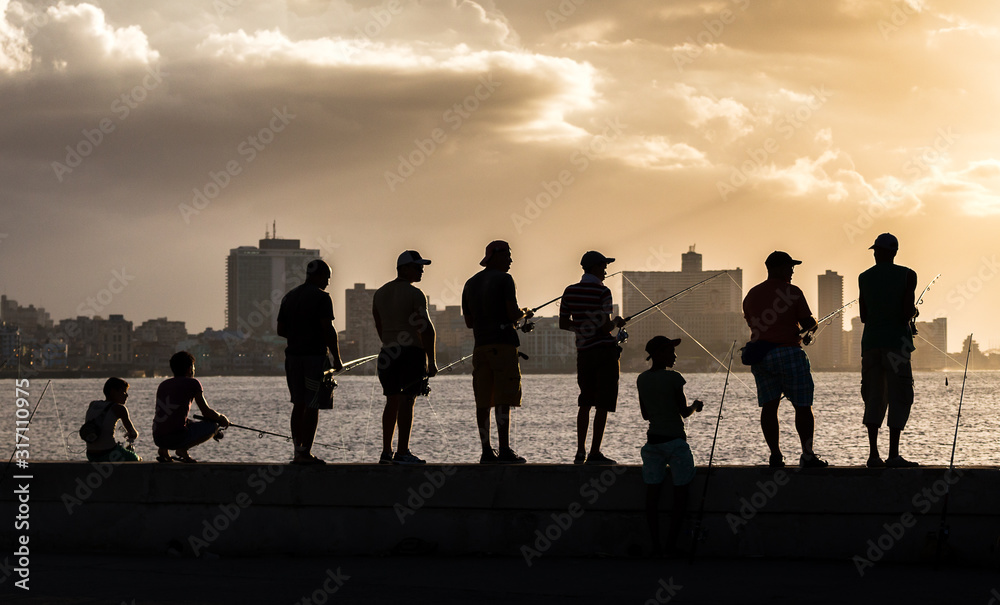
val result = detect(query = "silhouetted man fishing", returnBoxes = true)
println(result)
[462,240,531,464]
[277,259,344,465]
[742,251,827,468]
[858,233,919,468]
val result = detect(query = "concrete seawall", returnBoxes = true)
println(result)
[3,463,998,565]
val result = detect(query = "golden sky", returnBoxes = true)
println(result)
[1,0,998,353]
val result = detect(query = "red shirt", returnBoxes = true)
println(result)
[742,279,813,347]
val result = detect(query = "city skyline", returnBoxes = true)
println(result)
[2,1,999,354]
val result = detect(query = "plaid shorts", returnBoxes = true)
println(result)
[750,346,814,407]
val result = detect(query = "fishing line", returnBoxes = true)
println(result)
[914,333,969,369]
[50,382,70,459]
[194,414,348,450]
[2,380,52,485]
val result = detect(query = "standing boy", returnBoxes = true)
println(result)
[637,336,704,556]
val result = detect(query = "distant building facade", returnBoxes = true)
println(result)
[811,270,845,369]
[621,246,745,371]
[226,231,320,338]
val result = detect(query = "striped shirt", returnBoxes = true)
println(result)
[560,274,616,350]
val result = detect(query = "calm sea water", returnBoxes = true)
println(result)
[3,371,998,467]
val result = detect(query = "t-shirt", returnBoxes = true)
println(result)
[859,263,917,352]
[742,279,813,347]
[277,283,335,356]
[153,377,203,437]
[373,279,429,350]
[462,269,520,347]
[560,275,616,350]
[85,400,119,450]
[637,368,687,441]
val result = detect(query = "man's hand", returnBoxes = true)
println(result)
[332,357,344,372]
[522,308,535,320]
[216,414,231,429]
[693,400,704,413]
[612,316,627,328]
[427,359,438,378]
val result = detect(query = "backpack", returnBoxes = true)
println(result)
[79,403,113,443]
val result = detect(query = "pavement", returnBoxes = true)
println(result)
[2,552,998,605]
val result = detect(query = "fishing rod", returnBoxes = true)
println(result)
[802,298,858,345]
[935,333,972,565]
[405,351,477,396]
[689,340,736,564]
[910,273,941,336]
[318,353,379,390]
[1,380,52,485]
[616,271,728,344]
[193,414,349,450]
[506,271,624,333]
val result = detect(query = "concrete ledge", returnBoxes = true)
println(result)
[3,463,998,564]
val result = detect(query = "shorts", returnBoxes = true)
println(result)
[577,345,620,412]
[153,420,219,450]
[285,355,331,406]
[86,443,141,462]
[641,438,695,486]
[861,347,914,429]
[377,345,428,397]
[472,344,522,409]
[750,345,814,407]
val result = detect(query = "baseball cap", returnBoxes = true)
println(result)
[396,250,432,267]
[869,233,899,251]
[479,240,511,266]
[645,336,681,360]
[581,251,615,270]
[764,251,802,267]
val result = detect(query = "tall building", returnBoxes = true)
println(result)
[0,295,52,333]
[344,283,380,360]
[812,270,845,369]
[621,246,745,370]
[226,229,320,337]
[912,317,948,370]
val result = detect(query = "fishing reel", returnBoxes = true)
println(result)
[417,378,431,397]
[322,369,340,390]
[518,320,535,333]
[616,327,629,345]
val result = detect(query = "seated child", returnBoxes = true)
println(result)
[637,336,704,556]
[85,377,141,462]
[152,351,230,463]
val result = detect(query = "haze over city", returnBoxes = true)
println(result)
[2,0,999,352]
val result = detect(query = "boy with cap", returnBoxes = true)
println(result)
[858,233,919,468]
[373,250,438,464]
[742,251,827,469]
[559,251,626,464]
[462,240,532,464]
[638,336,703,556]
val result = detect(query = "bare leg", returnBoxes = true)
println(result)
[396,396,415,453]
[793,405,815,456]
[577,406,590,457]
[381,395,402,454]
[590,408,608,455]
[867,425,880,460]
[888,427,902,460]
[476,406,492,451]
[760,400,781,458]
[496,406,510,450]
[291,403,318,460]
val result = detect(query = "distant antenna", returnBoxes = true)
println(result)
[273,220,277,239]
[689,244,696,253]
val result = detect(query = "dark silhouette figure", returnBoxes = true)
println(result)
[462,240,532,464]
[559,251,626,465]
[742,251,826,468]
[84,377,141,462]
[372,250,438,465]
[152,351,230,463]
[638,336,703,556]
[277,259,344,465]
[859,233,919,468]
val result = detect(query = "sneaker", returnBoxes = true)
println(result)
[768,453,785,469]
[573,452,586,465]
[866,455,886,468]
[885,455,919,468]
[393,450,426,465]
[379,450,393,465]
[497,448,526,464]
[480,448,500,464]
[800,453,829,468]
[585,452,617,465]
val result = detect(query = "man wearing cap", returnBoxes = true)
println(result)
[462,240,532,464]
[277,259,344,465]
[637,336,704,555]
[742,251,827,468]
[372,250,438,465]
[858,233,919,468]
[559,251,627,465]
